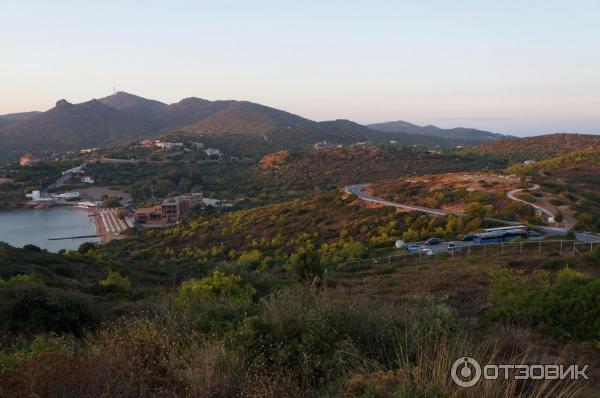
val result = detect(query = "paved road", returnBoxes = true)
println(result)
[345,183,574,238]
[344,184,463,216]
[506,184,555,219]
[46,163,86,191]
[576,232,600,243]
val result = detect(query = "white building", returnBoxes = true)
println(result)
[205,148,222,157]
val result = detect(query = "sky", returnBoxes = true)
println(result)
[1,0,599,136]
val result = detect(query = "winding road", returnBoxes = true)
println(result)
[506,184,555,219]
[343,183,584,239]
[344,184,463,217]
[344,183,600,244]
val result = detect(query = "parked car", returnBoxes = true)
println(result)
[426,237,441,245]
[419,248,434,255]
[406,244,421,253]
[461,234,474,242]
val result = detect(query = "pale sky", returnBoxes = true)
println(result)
[1,0,599,136]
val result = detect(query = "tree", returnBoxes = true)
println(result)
[288,245,323,282]
[555,210,564,223]
[178,271,255,304]
[99,271,131,292]
[102,196,121,208]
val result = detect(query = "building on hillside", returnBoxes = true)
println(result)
[205,148,222,157]
[134,205,166,225]
[154,140,182,149]
[81,176,95,184]
[19,153,41,166]
[80,147,99,154]
[313,141,337,150]
[134,193,204,226]
[139,139,154,148]
[154,140,174,149]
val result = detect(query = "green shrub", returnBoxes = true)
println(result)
[540,258,569,270]
[485,269,600,341]
[583,247,600,267]
[0,283,99,335]
[287,245,323,282]
[178,271,255,305]
[99,271,131,292]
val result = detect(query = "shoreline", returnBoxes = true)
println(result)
[91,208,130,244]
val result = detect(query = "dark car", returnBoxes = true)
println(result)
[425,238,441,246]
[461,234,474,242]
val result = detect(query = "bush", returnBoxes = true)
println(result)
[583,247,600,268]
[178,271,255,305]
[485,269,600,341]
[233,288,456,391]
[540,258,569,270]
[287,245,323,282]
[99,271,131,293]
[0,283,99,335]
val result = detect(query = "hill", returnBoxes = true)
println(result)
[506,148,600,231]
[0,111,41,128]
[461,133,600,161]
[0,99,150,159]
[253,145,505,191]
[367,120,510,145]
[98,91,166,121]
[0,92,510,161]
[318,119,466,147]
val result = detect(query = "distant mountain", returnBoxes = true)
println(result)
[460,133,600,161]
[317,119,465,147]
[98,91,166,119]
[367,120,511,145]
[180,101,314,134]
[0,92,510,161]
[0,99,149,158]
[0,111,41,128]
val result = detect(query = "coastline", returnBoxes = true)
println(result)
[91,208,130,244]
[0,207,99,252]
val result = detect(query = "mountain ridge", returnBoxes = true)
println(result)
[0,92,513,160]
[367,120,510,143]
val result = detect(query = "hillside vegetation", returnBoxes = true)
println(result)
[254,145,505,191]
[507,149,600,231]
[1,233,599,396]
[461,133,600,161]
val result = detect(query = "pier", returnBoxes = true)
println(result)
[49,234,100,241]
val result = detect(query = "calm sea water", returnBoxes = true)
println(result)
[0,207,99,252]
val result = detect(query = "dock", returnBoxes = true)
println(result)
[49,234,100,241]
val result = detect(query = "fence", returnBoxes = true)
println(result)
[330,240,598,273]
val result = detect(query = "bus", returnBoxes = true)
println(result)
[472,229,528,244]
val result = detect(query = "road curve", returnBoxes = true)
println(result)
[344,184,600,241]
[506,184,555,219]
[344,184,464,216]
